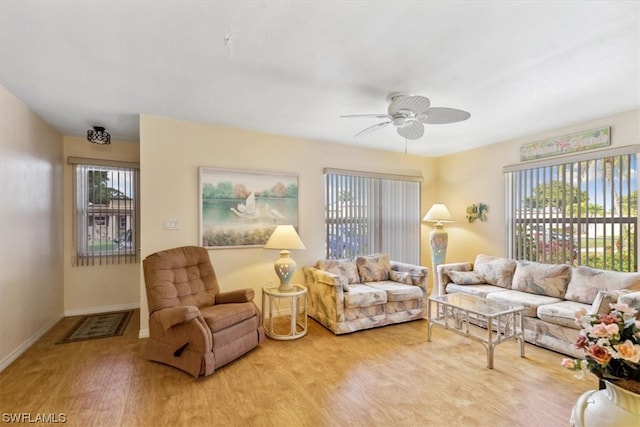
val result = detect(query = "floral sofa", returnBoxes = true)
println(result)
[303,254,429,334]
[437,254,640,357]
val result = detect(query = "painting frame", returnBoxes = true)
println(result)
[199,167,299,249]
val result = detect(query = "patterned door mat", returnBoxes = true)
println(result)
[56,310,133,344]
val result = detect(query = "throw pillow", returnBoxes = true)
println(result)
[565,266,640,304]
[473,254,516,289]
[356,253,391,282]
[316,258,360,284]
[511,261,571,298]
[389,270,413,285]
[447,270,485,285]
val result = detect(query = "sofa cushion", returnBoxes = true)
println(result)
[445,283,506,298]
[537,300,590,330]
[565,266,640,304]
[343,284,387,308]
[316,258,360,284]
[473,254,516,289]
[389,270,412,285]
[486,290,563,318]
[364,280,423,302]
[511,261,571,298]
[356,253,391,282]
[447,270,485,285]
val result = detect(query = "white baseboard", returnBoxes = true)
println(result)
[138,328,149,339]
[0,312,64,373]
[64,302,140,317]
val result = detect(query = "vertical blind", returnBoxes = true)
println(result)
[324,168,422,264]
[504,146,638,271]
[69,157,140,266]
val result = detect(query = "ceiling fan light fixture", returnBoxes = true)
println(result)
[342,92,470,141]
[87,126,111,145]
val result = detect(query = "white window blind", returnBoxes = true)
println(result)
[324,168,422,264]
[69,157,140,266]
[504,146,638,271]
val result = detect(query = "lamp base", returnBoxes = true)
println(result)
[429,225,448,265]
[274,250,297,292]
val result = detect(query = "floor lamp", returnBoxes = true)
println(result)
[423,203,453,296]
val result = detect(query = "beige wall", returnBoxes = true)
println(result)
[0,85,64,369]
[62,136,140,314]
[436,109,640,265]
[139,114,437,334]
[1,82,637,358]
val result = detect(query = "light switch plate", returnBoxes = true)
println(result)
[163,219,181,230]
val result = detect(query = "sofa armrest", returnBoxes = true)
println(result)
[617,290,640,315]
[390,261,429,290]
[590,290,620,315]
[216,288,255,304]
[151,305,201,330]
[303,266,344,289]
[303,266,346,324]
[436,262,474,295]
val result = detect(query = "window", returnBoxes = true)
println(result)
[324,168,422,264]
[505,146,638,271]
[69,157,140,266]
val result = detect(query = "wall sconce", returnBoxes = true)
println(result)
[466,203,488,223]
[87,126,111,145]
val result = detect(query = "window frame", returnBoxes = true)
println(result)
[323,168,422,264]
[504,145,639,271]
[69,157,140,266]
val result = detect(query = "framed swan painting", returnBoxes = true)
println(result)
[199,167,299,248]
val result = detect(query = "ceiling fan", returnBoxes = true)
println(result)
[341,92,471,140]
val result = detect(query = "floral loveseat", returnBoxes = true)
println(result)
[303,254,429,334]
[437,254,640,357]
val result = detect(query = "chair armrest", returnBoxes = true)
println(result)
[152,306,201,330]
[436,262,474,295]
[216,288,255,304]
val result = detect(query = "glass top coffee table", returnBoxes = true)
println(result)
[427,293,526,369]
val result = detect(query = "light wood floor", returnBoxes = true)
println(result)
[0,310,594,427]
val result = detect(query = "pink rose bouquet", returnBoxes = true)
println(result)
[561,303,640,385]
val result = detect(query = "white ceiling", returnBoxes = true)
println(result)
[1,1,639,157]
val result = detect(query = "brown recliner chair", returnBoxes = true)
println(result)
[143,246,264,377]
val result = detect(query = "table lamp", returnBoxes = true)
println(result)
[423,203,453,265]
[264,225,306,292]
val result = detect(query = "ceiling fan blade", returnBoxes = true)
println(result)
[354,121,392,137]
[389,95,431,115]
[422,107,471,124]
[341,114,390,119]
[396,120,424,140]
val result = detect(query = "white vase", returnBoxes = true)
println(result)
[570,380,640,427]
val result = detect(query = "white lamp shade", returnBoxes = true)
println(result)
[264,225,306,250]
[423,203,453,223]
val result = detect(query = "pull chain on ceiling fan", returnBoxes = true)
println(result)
[341,92,470,140]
